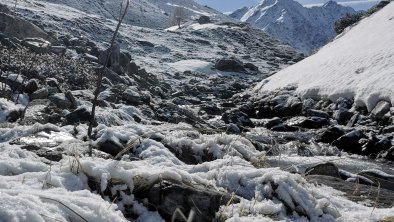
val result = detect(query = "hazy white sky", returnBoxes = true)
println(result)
[195,0,380,12]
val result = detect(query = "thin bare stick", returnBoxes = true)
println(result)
[87,0,129,156]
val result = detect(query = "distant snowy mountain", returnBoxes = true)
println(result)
[230,0,356,53]
[254,1,394,111]
[33,0,229,29]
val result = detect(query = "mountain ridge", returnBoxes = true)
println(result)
[230,0,356,53]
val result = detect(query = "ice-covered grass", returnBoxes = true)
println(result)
[1,120,392,221]
[254,2,394,111]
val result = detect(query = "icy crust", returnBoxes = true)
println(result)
[0,98,24,123]
[255,2,394,111]
[0,122,393,221]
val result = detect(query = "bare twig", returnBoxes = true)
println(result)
[87,0,130,156]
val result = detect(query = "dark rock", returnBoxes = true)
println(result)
[49,93,72,109]
[307,175,394,208]
[305,163,340,178]
[200,103,221,115]
[288,116,329,129]
[99,44,122,73]
[7,109,22,122]
[138,40,154,47]
[317,126,345,143]
[307,109,330,119]
[215,58,244,72]
[127,61,139,74]
[145,180,237,222]
[50,46,67,55]
[197,15,211,24]
[377,147,394,160]
[122,88,140,105]
[362,133,392,156]
[65,106,92,125]
[265,117,282,129]
[382,125,394,134]
[271,95,303,117]
[24,79,39,94]
[221,110,254,129]
[244,62,259,71]
[358,170,394,191]
[346,113,360,127]
[332,130,366,154]
[333,109,353,125]
[371,101,391,120]
[30,88,49,100]
[97,139,124,156]
[21,145,63,162]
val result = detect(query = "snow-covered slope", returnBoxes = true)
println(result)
[254,1,394,111]
[32,0,229,29]
[230,0,355,53]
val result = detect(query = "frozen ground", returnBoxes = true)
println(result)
[0,0,393,221]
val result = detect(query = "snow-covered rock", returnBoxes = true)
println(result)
[230,0,355,53]
[254,2,394,112]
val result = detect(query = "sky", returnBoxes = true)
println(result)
[195,0,380,12]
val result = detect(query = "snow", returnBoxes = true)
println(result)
[231,0,355,53]
[255,2,394,112]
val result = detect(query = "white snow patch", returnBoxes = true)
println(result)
[255,2,394,111]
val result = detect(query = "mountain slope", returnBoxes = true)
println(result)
[254,1,394,111]
[30,0,230,29]
[231,0,355,53]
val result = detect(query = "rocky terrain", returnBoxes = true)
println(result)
[0,0,393,221]
[230,0,356,53]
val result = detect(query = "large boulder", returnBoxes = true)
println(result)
[215,58,244,72]
[371,101,391,120]
[0,13,56,43]
[332,130,366,154]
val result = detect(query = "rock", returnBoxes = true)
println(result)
[0,83,12,98]
[49,93,72,109]
[377,146,394,160]
[307,109,330,119]
[305,162,340,178]
[317,126,345,143]
[20,99,52,124]
[265,117,282,129]
[333,109,353,124]
[98,89,118,103]
[97,139,124,156]
[307,175,394,208]
[119,52,131,70]
[332,130,366,154]
[358,170,394,191]
[0,12,55,43]
[50,46,67,55]
[288,116,329,129]
[200,103,221,115]
[215,57,244,72]
[21,145,63,162]
[244,62,259,71]
[361,133,392,156]
[382,125,394,134]
[197,15,211,24]
[145,180,237,222]
[371,101,391,120]
[346,113,360,127]
[99,44,122,73]
[24,79,39,94]
[122,88,140,105]
[138,40,154,47]
[127,61,139,74]
[7,109,22,122]
[22,38,51,53]
[82,53,98,62]
[65,106,92,125]
[221,110,254,129]
[271,95,303,117]
[30,88,49,100]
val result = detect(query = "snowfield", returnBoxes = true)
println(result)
[255,2,394,112]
